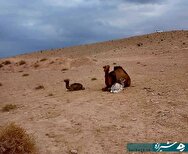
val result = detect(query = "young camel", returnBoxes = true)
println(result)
[64,79,85,91]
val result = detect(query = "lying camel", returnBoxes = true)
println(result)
[102,65,131,91]
[64,79,85,91]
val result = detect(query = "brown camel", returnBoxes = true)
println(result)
[113,66,131,87]
[64,79,85,91]
[102,65,131,91]
[102,65,116,91]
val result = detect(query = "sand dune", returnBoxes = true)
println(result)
[0,30,188,154]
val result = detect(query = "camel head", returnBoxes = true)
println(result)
[103,65,110,72]
[64,79,70,83]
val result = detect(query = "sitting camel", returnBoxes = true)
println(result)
[64,79,85,91]
[102,65,116,91]
[102,65,131,91]
[113,66,131,87]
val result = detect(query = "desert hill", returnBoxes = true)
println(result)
[0,30,188,153]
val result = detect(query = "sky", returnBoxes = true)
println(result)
[0,0,187,58]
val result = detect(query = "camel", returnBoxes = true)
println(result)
[102,65,116,91]
[113,66,131,87]
[102,65,131,91]
[64,79,85,91]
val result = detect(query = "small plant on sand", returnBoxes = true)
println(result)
[35,85,44,90]
[40,58,47,62]
[33,63,39,68]
[2,60,11,65]
[2,104,17,112]
[61,68,68,71]
[22,73,29,77]
[18,60,26,65]
[48,93,53,96]
[113,62,117,65]
[0,123,36,154]
[137,42,143,47]
[91,77,97,81]
[49,61,54,64]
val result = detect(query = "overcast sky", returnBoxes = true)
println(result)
[0,0,187,58]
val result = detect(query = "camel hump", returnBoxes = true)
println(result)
[114,66,131,87]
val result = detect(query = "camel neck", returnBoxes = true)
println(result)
[65,82,70,89]
[105,71,109,76]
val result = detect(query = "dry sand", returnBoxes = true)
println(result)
[0,30,188,154]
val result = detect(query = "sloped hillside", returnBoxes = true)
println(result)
[0,30,188,154]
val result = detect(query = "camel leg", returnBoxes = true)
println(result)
[102,87,111,91]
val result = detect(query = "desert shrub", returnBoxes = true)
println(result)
[22,74,29,77]
[35,85,44,90]
[49,61,54,64]
[137,43,143,47]
[0,64,3,68]
[61,68,68,71]
[2,104,17,112]
[113,62,117,65]
[40,58,47,62]
[0,123,36,154]
[48,93,53,96]
[91,77,97,81]
[18,60,26,65]
[33,63,39,68]
[2,60,11,65]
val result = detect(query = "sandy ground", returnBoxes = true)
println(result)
[0,30,188,154]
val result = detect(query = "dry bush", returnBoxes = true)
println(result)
[0,64,3,68]
[48,93,53,96]
[49,61,54,64]
[33,63,39,68]
[91,77,97,81]
[2,60,11,65]
[35,85,44,90]
[137,42,143,47]
[40,58,47,62]
[61,68,68,71]
[22,74,29,77]
[0,123,36,154]
[2,104,17,112]
[18,60,26,65]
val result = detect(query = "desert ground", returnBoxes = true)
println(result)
[0,30,188,154]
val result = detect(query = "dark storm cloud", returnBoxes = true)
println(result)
[0,0,187,57]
